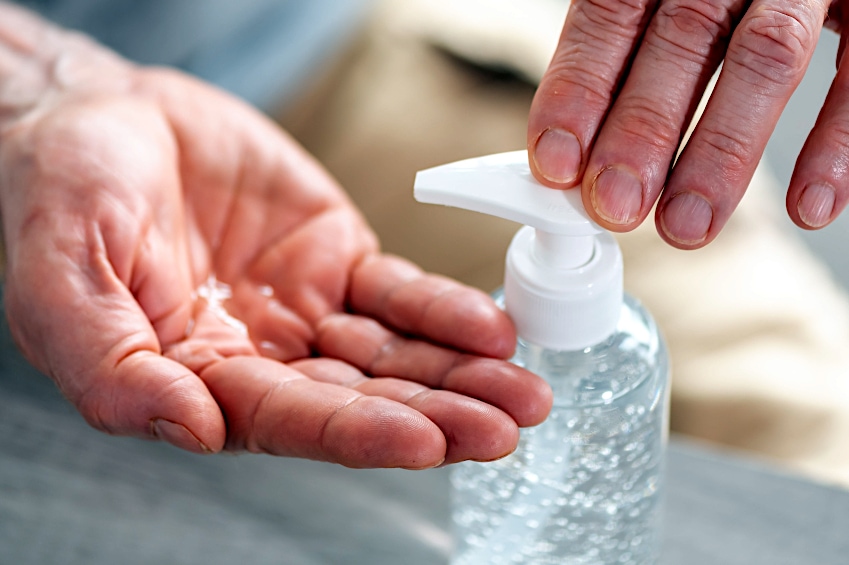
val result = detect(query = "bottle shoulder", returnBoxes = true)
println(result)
[495,290,668,408]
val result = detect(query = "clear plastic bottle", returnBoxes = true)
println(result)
[450,291,669,565]
[413,150,670,565]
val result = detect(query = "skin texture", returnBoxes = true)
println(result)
[528,0,849,249]
[0,5,552,468]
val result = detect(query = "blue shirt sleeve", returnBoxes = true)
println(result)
[13,0,372,111]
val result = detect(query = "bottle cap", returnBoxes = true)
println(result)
[414,150,622,350]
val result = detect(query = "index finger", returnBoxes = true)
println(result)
[528,0,658,187]
[348,254,517,359]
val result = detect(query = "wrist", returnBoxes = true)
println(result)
[0,2,134,133]
[0,3,136,279]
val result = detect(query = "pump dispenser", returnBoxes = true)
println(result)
[415,150,622,349]
[415,151,669,565]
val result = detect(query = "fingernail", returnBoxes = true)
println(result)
[532,128,582,184]
[151,418,212,454]
[660,192,713,245]
[411,457,446,470]
[797,183,835,228]
[590,166,643,225]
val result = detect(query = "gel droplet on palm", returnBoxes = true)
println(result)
[195,274,247,335]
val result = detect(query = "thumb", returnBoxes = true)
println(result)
[3,231,225,453]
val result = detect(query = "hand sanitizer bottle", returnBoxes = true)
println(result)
[414,151,670,565]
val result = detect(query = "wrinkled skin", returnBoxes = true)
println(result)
[0,8,552,468]
[529,0,849,248]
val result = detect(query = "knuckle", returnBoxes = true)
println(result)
[549,32,635,102]
[548,0,656,102]
[819,118,849,155]
[576,0,654,30]
[539,69,615,111]
[613,96,682,149]
[695,125,752,177]
[651,0,736,63]
[570,0,653,50]
[729,4,818,87]
[75,382,115,434]
[246,379,289,454]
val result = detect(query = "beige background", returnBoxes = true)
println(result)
[280,5,849,488]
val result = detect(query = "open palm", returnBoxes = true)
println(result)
[1,67,551,468]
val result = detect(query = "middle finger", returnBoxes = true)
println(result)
[314,313,552,428]
[292,358,520,465]
[583,0,748,230]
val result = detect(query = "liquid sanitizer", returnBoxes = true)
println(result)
[414,151,670,565]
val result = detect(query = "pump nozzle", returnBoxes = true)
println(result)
[414,150,623,350]
[414,151,601,269]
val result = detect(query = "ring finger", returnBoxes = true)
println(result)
[657,0,828,247]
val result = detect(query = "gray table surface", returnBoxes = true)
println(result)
[2,306,848,565]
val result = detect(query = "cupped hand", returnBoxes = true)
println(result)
[529,0,847,248]
[0,30,551,468]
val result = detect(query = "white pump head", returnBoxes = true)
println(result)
[414,150,623,350]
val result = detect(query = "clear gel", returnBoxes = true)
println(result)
[450,291,669,565]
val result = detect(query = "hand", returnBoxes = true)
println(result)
[0,8,552,468]
[528,0,844,249]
